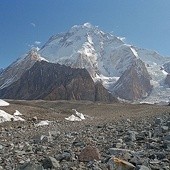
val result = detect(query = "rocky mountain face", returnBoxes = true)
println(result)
[0,49,45,90]
[1,23,170,102]
[164,62,170,88]
[165,74,170,87]
[0,61,115,102]
[113,59,152,100]
[164,62,170,73]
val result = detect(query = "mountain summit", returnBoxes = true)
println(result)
[1,23,170,103]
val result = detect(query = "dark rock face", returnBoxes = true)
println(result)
[165,74,170,87]
[113,59,152,100]
[163,62,170,73]
[0,61,115,102]
[95,82,114,102]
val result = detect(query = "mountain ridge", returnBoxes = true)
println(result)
[1,23,170,103]
[0,61,116,102]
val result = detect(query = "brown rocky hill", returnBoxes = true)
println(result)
[113,59,152,101]
[0,61,116,102]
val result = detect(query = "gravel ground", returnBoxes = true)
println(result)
[0,100,170,170]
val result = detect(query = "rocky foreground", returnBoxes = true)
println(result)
[0,101,170,170]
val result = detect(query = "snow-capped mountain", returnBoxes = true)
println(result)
[1,23,170,103]
[39,23,136,78]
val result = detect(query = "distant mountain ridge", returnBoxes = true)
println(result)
[1,23,170,103]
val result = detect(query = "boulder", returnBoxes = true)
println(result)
[79,146,101,162]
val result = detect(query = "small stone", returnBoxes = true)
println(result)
[79,145,101,162]
[139,165,150,170]
[163,134,170,141]
[155,118,162,125]
[55,151,72,162]
[107,157,135,170]
[116,142,123,148]
[130,156,142,166]
[155,152,166,160]
[15,162,43,170]
[161,126,169,132]
[49,156,60,169]
[73,138,85,147]
[0,145,3,150]
[50,130,60,140]
[62,151,72,161]
[32,135,42,144]
[127,119,132,123]
[166,121,170,128]
[128,131,138,141]
[32,116,38,122]
[42,156,60,169]
[19,160,25,164]
[124,152,132,161]
[117,138,123,143]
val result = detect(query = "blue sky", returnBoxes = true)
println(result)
[0,0,170,68]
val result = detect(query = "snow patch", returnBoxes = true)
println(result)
[87,35,93,44]
[39,57,49,62]
[35,120,51,127]
[130,47,138,58]
[65,114,82,121]
[162,70,168,75]
[83,22,92,28]
[117,37,126,42]
[0,99,10,106]
[65,109,86,121]
[94,74,119,90]
[0,110,25,123]
[13,110,22,116]
[72,109,85,120]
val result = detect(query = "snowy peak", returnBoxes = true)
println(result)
[39,23,126,78]
[83,22,93,28]
[70,22,96,31]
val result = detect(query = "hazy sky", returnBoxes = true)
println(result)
[1,0,170,68]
